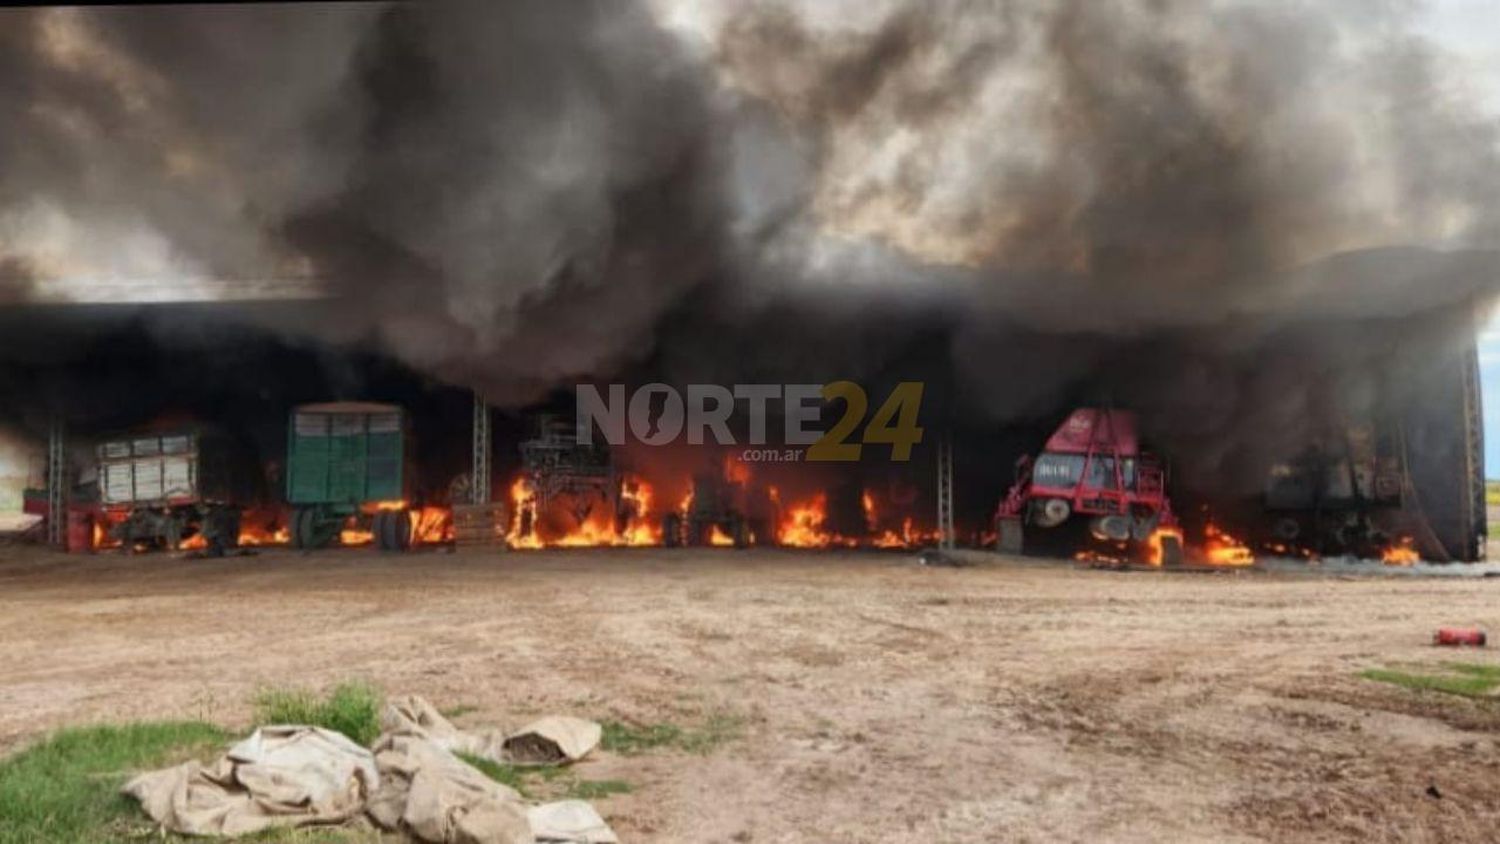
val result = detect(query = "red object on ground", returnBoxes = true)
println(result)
[65,508,94,555]
[1433,628,1487,647]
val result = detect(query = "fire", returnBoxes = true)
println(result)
[724,454,751,485]
[506,478,544,549]
[410,506,452,544]
[1145,526,1183,566]
[1382,537,1420,566]
[505,475,660,549]
[777,491,832,548]
[1202,522,1254,566]
[1075,548,1128,565]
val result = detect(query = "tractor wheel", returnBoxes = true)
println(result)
[661,513,681,548]
[1158,532,1184,567]
[748,518,773,548]
[995,516,1024,555]
[289,508,305,550]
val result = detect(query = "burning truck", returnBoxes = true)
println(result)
[994,408,1184,566]
[96,427,257,556]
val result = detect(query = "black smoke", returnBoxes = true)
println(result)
[0,0,1496,500]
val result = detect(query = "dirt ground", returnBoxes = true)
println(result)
[2,546,1499,843]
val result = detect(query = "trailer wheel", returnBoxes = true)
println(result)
[163,517,183,552]
[684,518,703,548]
[995,516,1024,555]
[382,509,411,552]
[289,508,305,550]
[372,512,389,551]
[295,508,328,551]
[731,515,750,549]
[205,508,240,558]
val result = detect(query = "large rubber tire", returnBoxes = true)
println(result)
[1159,533,1185,567]
[662,513,681,548]
[732,515,750,549]
[296,508,329,551]
[383,510,411,552]
[372,512,391,551]
[996,516,1024,555]
[748,518,773,548]
[163,517,183,552]
[205,509,240,558]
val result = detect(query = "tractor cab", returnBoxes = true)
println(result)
[996,408,1181,564]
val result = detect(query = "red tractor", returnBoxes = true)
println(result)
[994,408,1183,565]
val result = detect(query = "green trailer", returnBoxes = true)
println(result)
[285,401,414,551]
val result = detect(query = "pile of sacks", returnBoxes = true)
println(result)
[122,695,617,843]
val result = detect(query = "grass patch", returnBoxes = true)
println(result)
[0,721,227,844]
[600,712,743,756]
[440,704,479,720]
[1486,481,1500,506]
[455,752,530,792]
[253,682,383,746]
[567,778,632,799]
[1361,662,1500,699]
[456,752,631,801]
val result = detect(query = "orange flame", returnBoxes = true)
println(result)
[778,492,832,548]
[1145,526,1183,566]
[505,475,660,549]
[1382,537,1419,566]
[1202,522,1254,566]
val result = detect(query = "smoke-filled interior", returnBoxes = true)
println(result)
[1,2,1497,562]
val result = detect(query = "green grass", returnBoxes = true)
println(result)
[0,721,228,844]
[1486,481,1500,506]
[600,713,743,756]
[253,682,383,746]
[456,752,632,801]
[1361,662,1500,699]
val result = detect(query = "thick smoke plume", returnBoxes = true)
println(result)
[0,0,1498,491]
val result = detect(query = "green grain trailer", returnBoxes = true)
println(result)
[285,401,413,551]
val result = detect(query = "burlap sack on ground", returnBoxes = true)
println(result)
[528,800,619,843]
[122,725,378,837]
[502,717,601,765]
[382,694,510,762]
[367,732,533,844]
[385,695,600,766]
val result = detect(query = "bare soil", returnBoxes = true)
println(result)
[2,546,1499,842]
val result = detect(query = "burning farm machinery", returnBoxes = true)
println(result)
[285,402,416,551]
[513,415,638,540]
[1260,422,1412,558]
[994,408,1183,565]
[95,428,257,556]
[662,465,776,549]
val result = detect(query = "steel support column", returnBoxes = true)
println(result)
[936,432,955,550]
[471,392,491,506]
[46,417,65,547]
